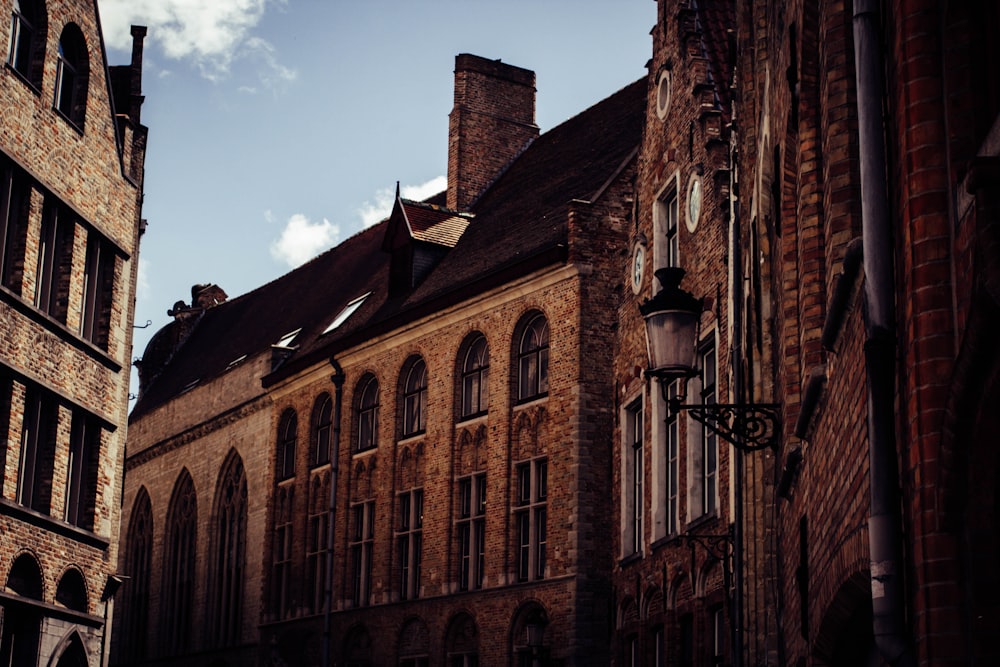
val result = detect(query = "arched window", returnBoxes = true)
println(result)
[402,358,427,437]
[53,24,88,128]
[277,409,297,480]
[53,632,88,667]
[445,613,479,666]
[7,0,45,87]
[356,375,379,452]
[312,393,333,465]
[55,568,87,612]
[210,451,247,647]
[517,313,549,401]
[0,553,43,667]
[120,489,152,663]
[161,470,197,656]
[461,335,489,418]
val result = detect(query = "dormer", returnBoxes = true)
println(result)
[383,185,472,296]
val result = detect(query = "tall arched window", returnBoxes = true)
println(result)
[7,0,45,87]
[461,335,489,418]
[53,24,88,128]
[356,375,379,452]
[120,489,152,663]
[277,409,297,480]
[402,358,427,437]
[161,471,197,656]
[210,451,247,647]
[517,313,549,401]
[0,553,43,666]
[312,393,333,466]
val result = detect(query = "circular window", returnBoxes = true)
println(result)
[630,241,646,295]
[686,173,703,233]
[655,69,672,120]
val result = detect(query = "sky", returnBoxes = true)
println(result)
[96,0,656,404]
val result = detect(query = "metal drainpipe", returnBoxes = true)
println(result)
[852,1,916,664]
[729,138,745,667]
[322,358,345,667]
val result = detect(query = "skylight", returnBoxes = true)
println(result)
[322,292,370,335]
[274,328,301,349]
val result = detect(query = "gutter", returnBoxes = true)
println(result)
[852,2,916,664]
[321,358,345,667]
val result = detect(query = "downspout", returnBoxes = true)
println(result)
[729,136,745,667]
[852,2,916,665]
[322,358,345,667]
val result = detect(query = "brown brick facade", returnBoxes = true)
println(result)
[0,2,147,666]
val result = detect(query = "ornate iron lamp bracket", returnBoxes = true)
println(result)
[670,399,781,452]
[684,529,733,564]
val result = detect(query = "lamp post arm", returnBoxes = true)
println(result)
[670,400,781,452]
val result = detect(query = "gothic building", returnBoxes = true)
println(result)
[0,0,148,665]
[611,0,737,664]
[116,55,644,666]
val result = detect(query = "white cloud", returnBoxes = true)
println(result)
[357,175,447,229]
[99,0,295,87]
[136,257,151,302]
[270,214,340,268]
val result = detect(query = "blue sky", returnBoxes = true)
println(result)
[97,0,656,402]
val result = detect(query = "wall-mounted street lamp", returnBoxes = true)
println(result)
[640,267,780,452]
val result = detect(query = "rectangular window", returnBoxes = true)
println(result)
[666,381,680,534]
[349,501,374,607]
[514,458,547,582]
[16,387,57,514]
[712,605,726,664]
[64,412,99,529]
[306,490,328,614]
[622,400,643,556]
[700,340,718,516]
[0,163,29,293]
[34,203,73,322]
[397,489,423,600]
[272,488,294,619]
[80,233,115,349]
[457,472,486,590]
[652,626,665,667]
[655,185,679,269]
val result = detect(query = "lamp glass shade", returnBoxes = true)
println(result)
[526,623,544,648]
[643,307,699,379]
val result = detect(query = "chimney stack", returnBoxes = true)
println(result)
[447,54,538,210]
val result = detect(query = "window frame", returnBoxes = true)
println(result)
[516,314,549,403]
[80,232,116,349]
[64,411,99,528]
[460,335,489,418]
[456,472,486,590]
[622,399,644,557]
[402,358,427,437]
[349,500,375,607]
[34,202,73,323]
[355,375,379,453]
[312,393,333,466]
[277,410,297,480]
[514,457,547,582]
[396,488,423,600]
[654,177,680,270]
[699,338,718,517]
[53,24,88,130]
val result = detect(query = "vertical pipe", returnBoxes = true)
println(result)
[729,144,745,667]
[852,1,916,664]
[322,358,345,666]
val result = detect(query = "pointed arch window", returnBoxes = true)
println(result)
[402,358,427,437]
[162,471,197,656]
[210,452,247,647]
[120,490,152,663]
[461,335,489,418]
[312,393,333,466]
[277,409,297,480]
[517,314,549,402]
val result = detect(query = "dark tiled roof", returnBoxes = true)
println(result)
[699,0,735,117]
[401,200,471,247]
[131,77,645,418]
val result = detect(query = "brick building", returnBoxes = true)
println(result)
[0,0,148,665]
[610,0,738,665]
[116,54,644,666]
[732,0,1000,665]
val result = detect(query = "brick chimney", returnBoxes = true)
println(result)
[447,54,538,210]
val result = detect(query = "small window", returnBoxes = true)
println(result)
[323,292,369,335]
[80,232,116,349]
[461,335,489,418]
[277,410,297,480]
[655,68,672,120]
[53,24,88,129]
[402,358,427,437]
[654,184,679,269]
[0,161,30,293]
[64,412,100,529]
[34,203,73,323]
[514,458,547,582]
[356,375,379,453]
[700,339,718,516]
[7,0,43,87]
[517,314,549,402]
